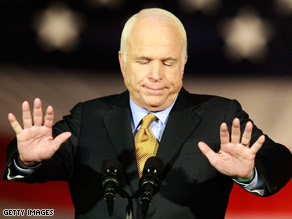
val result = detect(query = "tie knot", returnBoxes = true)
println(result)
[141,114,156,129]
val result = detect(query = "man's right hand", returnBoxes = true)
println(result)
[8,98,72,167]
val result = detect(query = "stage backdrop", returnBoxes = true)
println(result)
[0,65,291,218]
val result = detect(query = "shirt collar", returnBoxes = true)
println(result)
[129,96,178,130]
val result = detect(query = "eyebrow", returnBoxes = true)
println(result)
[162,57,177,62]
[135,56,151,61]
[135,56,177,61]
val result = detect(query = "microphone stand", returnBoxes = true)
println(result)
[119,189,135,219]
[125,199,134,219]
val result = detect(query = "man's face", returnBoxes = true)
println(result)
[119,18,187,112]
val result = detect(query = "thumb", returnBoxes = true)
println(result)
[53,132,72,150]
[198,141,216,162]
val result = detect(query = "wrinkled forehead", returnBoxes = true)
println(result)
[136,12,177,25]
[131,15,183,36]
[128,18,184,51]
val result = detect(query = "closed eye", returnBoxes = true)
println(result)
[136,57,151,65]
[137,60,150,64]
[163,61,174,66]
[162,58,176,66]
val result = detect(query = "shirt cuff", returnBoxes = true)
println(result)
[6,154,41,180]
[233,168,265,196]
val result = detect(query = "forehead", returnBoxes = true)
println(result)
[127,18,184,57]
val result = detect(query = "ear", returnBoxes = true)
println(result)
[180,55,188,78]
[118,51,125,77]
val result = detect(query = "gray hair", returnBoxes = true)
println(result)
[120,8,187,63]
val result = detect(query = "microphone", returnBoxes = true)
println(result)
[139,156,163,217]
[101,159,124,217]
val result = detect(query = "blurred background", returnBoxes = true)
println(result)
[0,0,292,218]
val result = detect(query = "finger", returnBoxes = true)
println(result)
[231,118,241,144]
[44,106,54,128]
[33,98,43,126]
[53,132,72,151]
[250,135,265,154]
[220,123,230,145]
[198,141,216,163]
[22,101,32,128]
[241,121,253,146]
[8,113,23,135]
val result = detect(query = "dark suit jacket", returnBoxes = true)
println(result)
[3,88,292,218]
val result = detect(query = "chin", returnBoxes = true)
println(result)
[143,96,164,105]
[143,98,170,111]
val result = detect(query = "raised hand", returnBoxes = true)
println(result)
[198,118,265,180]
[8,98,71,166]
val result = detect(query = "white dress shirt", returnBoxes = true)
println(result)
[129,97,176,142]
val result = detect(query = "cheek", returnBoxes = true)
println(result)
[167,70,183,84]
[128,66,147,83]
[124,67,142,89]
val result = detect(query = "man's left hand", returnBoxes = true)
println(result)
[198,118,265,180]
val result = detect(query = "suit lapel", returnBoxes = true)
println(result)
[103,105,135,163]
[102,91,139,189]
[157,88,202,172]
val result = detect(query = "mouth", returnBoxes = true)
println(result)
[143,85,166,94]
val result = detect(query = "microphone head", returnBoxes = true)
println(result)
[103,159,124,173]
[142,156,163,179]
[101,159,124,189]
[139,156,163,194]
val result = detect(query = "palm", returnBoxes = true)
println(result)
[9,98,71,165]
[17,126,54,162]
[198,118,265,179]
[210,142,256,179]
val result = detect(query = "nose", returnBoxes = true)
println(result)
[148,60,163,81]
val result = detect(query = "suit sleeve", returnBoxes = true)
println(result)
[1,102,83,183]
[224,99,292,196]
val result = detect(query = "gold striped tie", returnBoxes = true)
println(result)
[135,114,159,178]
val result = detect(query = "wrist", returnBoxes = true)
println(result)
[17,154,40,169]
[234,168,255,183]
[6,154,42,180]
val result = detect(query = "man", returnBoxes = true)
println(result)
[2,8,292,219]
